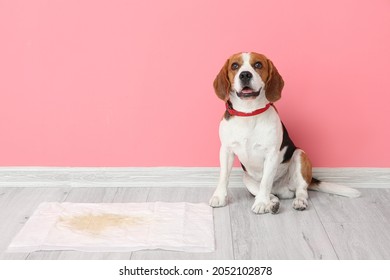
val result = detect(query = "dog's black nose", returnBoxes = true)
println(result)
[239,71,253,82]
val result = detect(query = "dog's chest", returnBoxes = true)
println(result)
[219,111,282,171]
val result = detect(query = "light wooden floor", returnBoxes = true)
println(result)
[0,168,390,260]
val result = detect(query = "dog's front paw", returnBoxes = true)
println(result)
[292,198,308,211]
[209,194,227,208]
[251,198,280,214]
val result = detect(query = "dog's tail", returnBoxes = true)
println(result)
[308,178,361,198]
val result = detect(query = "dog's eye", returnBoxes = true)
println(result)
[231,63,239,70]
[254,62,263,69]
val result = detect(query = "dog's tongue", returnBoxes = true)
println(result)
[241,88,254,94]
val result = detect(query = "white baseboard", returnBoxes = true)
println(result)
[0,167,389,188]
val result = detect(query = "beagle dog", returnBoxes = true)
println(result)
[209,52,360,214]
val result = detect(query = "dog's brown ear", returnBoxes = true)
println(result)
[265,59,284,102]
[213,59,231,101]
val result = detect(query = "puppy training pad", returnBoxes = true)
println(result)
[8,202,215,253]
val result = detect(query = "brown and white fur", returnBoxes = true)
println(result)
[209,52,360,214]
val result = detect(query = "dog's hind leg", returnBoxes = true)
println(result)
[287,149,311,211]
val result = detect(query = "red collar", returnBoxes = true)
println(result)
[225,101,272,117]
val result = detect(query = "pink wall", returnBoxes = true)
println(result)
[0,0,389,167]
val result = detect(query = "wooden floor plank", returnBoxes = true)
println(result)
[111,187,151,203]
[310,189,390,259]
[229,188,338,259]
[310,188,390,223]
[320,222,390,259]
[1,184,390,260]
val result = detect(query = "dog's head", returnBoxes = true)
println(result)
[213,52,284,103]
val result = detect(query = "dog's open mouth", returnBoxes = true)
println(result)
[236,87,261,99]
